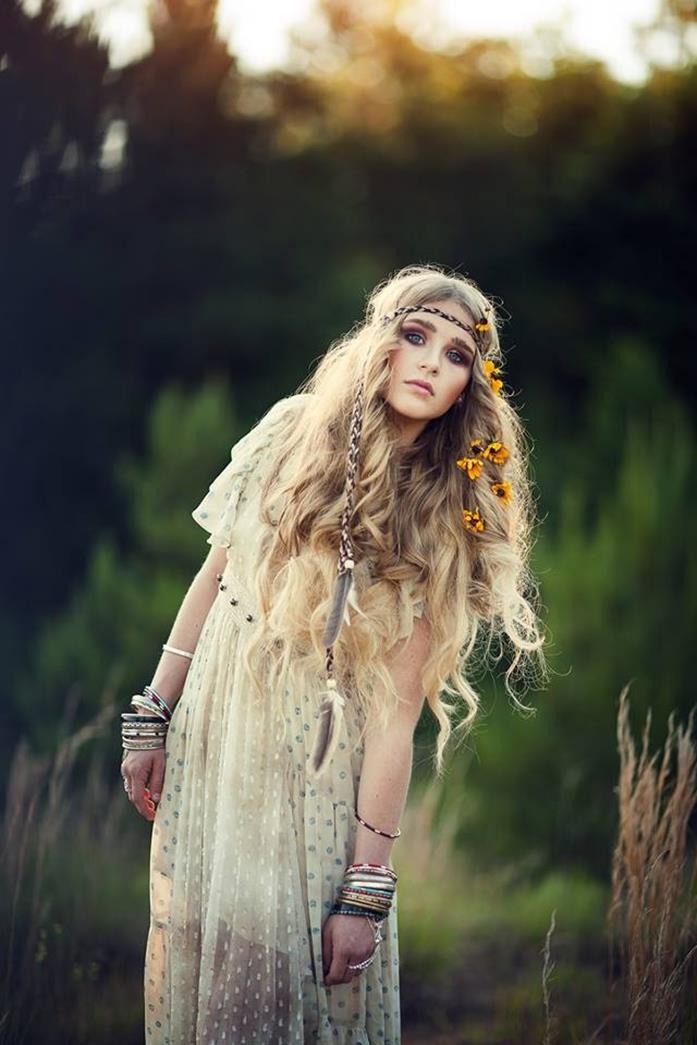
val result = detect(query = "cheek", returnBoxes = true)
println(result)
[441,371,470,406]
[387,347,406,378]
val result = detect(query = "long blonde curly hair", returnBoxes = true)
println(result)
[242,262,548,776]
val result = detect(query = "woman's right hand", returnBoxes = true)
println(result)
[121,747,166,821]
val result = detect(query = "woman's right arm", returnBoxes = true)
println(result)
[121,543,228,820]
[146,542,228,715]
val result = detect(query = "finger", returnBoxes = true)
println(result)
[326,952,348,987]
[344,958,361,983]
[321,921,333,981]
[130,771,153,820]
[148,753,166,805]
[121,774,134,802]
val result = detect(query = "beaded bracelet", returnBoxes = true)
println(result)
[354,810,401,839]
[331,902,387,924]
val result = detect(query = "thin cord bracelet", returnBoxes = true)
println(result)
[354,810,401,839]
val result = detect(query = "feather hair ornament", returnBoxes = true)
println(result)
[308,377,365,779]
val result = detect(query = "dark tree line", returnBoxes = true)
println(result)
[2,0,695,834]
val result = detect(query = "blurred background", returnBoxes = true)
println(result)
[1,0,696,1041]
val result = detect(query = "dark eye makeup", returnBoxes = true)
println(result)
[403,327,470,366]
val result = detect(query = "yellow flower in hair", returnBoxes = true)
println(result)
[483,360,503,396]
[475,305,492,334]
[469,439,486,457]
[455,456,484,480]
[491,481,512,504]
[484,441,510,465]
[463,507,485,533]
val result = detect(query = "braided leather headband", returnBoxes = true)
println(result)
[378,303,492,354]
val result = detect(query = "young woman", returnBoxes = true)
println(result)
[120,263,547,1044]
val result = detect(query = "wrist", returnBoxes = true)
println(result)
[332,861,397,922]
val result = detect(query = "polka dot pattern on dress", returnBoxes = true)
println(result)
[144,394,402,1044]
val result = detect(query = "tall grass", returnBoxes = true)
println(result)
[396,777,608,1042]
[0,694,142,1045]
[3,683,696,1043]
[608,684,697,1044]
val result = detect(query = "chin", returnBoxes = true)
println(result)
[388,397,429,418]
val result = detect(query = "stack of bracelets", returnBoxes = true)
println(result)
[328,811,401,969]
[121,644,194,751]
[121,684,171,750]
[331,860,398,922]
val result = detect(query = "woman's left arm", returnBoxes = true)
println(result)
[352,613,433,866]
[321,615,433,986]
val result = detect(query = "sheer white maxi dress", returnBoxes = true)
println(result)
[144,394,418,1045]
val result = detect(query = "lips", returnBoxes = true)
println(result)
[405,379,433,395]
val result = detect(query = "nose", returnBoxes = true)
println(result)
[419,354,439,374]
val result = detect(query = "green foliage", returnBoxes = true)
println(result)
[448,373,696,878]
[4,0,696,714]
[0,727,151,1045]
[2,3,695,1038]
[14,381,245,751]
[115,381,240,563]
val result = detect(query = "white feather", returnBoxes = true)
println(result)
[342,583,367,628]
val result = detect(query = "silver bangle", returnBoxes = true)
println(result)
[162,643,194,661]
[121,738,166,750]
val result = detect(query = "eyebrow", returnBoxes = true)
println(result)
[401,316,477,359]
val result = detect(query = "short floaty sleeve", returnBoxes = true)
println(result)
[191,394,308,550]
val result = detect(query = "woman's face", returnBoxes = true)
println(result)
[385,298,478,445]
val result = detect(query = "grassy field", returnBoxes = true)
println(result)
[1,689,695,1044]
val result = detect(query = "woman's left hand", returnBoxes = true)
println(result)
[321,913,378,985]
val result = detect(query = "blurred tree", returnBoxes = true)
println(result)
[3,0,696,822]
[635,0,697,70]
[0,0,110,226]
[0,0,116,765]
[441,380,697,880]
[12,379,244,754]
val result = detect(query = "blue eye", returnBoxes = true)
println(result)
[402,328,470,366]
[404,330,424,345]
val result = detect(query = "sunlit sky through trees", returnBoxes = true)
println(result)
[30,0,697,83]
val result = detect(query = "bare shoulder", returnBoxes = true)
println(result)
[387,613,432,683]
[399,614,432,665]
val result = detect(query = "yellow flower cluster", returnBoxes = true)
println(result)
[462,508,485,533]
[456,437,512,533]
[483,359,503,396]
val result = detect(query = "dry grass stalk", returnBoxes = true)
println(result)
[541,907,558,1045]
[0,739,51,1017]
[608,684,697,1044]
[0,696,117,1042]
